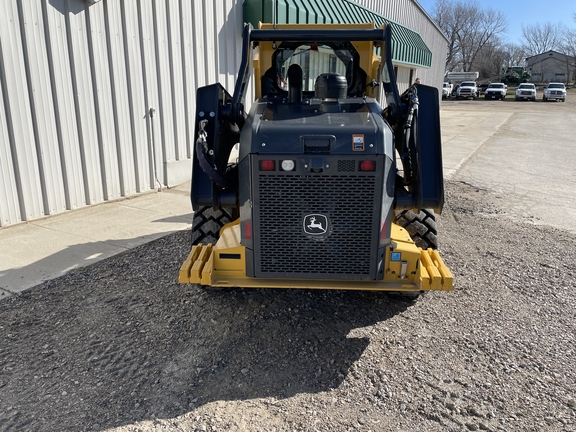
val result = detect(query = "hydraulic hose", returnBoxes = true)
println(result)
[402,87,420,186]
[195,120,230,188]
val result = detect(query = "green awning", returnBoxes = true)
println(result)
[243,0,432,68]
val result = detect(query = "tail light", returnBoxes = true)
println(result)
[260,160,275,171]
[359,160,376,172]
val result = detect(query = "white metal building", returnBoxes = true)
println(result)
[0,0,447,227]
[526,50,576,84]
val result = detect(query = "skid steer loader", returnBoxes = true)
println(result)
[178,22,453,295]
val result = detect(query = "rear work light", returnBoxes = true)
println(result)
[281,160,295,171]
[260,160,275,171]
[359,160,376,172]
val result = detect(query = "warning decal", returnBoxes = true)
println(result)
[352,134,365,151]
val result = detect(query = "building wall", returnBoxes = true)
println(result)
[527,51,575,83]
[353,0,448,91]
[0,0,244,227]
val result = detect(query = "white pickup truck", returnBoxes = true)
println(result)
[456,81,478,99]
[484,83,507,100]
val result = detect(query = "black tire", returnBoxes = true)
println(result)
[394,209,438,250]
[191,206,238,246]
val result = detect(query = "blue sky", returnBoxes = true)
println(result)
[416,0,576,45]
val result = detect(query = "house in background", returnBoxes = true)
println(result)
[527,50,576,84]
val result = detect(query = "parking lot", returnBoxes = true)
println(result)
[441,89,576,234]
[448,84,573,103]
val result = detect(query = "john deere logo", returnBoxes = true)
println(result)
[304,214,328,235]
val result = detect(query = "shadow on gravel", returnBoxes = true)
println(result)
[156,288,410,405]
[0,231,412,431]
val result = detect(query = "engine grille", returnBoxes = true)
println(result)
[255,174,379,279]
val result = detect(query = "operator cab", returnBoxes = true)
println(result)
[261,41,367,100]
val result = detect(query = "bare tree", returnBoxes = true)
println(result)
[475,42,504,78]
[432,0,462,71]
[563,13,576,82]
[432,0,507,72]
[560,28,576,83]
[501,44,527,69]
[521,22,566,56]
[462,7,507,71]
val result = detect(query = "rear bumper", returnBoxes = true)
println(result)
[179,222,453,292]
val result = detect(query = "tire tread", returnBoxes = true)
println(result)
[191,206,236,245]
[395,209,438,250]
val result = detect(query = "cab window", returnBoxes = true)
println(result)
[273,42,357,92]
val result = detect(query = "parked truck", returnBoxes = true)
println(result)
[456,81,478,99]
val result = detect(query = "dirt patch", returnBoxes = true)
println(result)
[1,181,575,432]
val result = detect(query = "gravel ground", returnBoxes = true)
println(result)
[1,181,575,432]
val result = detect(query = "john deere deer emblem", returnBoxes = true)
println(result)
[304,214,328,235]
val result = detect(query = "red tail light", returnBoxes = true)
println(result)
[260,160,275,171]
[244,220,251,240]
[359,160,375,171]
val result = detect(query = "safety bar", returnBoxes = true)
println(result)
[250,28,387,42]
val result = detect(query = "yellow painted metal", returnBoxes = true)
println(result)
[254,22,383,100]
[179,222,453,292]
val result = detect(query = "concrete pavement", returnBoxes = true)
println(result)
[444,100,576,235]
[440,109,513,180]
[0,183,193,298]
[0,108,509,299]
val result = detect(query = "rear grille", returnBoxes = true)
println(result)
[255,174,378,278]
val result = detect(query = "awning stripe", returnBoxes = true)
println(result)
[244,0,432,68]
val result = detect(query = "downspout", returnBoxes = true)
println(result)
[149,108,163,192]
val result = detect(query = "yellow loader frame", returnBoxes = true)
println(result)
[179,21,453,293]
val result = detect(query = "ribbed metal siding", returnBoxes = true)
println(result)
[0,0,244,227]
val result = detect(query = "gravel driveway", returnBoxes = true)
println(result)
[1,180,575,432]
